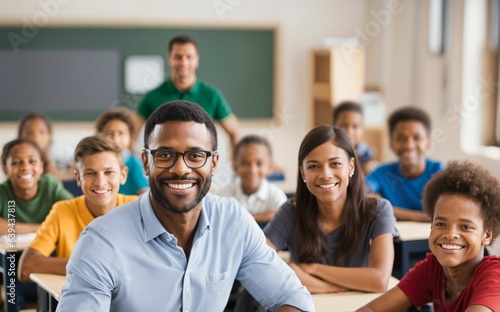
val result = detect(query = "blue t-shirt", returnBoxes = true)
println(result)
[365,159,444,211]
[119,151,149,195]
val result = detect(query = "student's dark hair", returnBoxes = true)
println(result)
[17,112,53,138]
[74,135,123,170]
[332,101,363,124]
[143,100,218,150]
[95,108,135,137]
[294,126,377,265]
[17,113,53,172]
[169,35,198,53]
[233,135,272,162]
[388,106,431,135]
[423,160,500,243]
[1,138,47,173]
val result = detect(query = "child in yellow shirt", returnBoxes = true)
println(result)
[18,135,137,281]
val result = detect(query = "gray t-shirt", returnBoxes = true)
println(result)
[264,198,398,266]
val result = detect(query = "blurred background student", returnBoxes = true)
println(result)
[333,101,377,175]
[0,138,73,310]
[18,112,75,181]
[96,108,149,195]
[1,138,73,235]
[217,135,287,227]
[365,107,444,222]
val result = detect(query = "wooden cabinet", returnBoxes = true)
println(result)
[363,126,389,164]
[311,47,365,127]
[311,47,389,163]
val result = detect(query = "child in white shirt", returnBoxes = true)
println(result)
[219,135,287,226]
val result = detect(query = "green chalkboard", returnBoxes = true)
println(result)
[0,26,274,121]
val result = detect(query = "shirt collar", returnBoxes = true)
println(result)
[165,77,200,96]
[196,196,211,237]
[140,192,168,242]
[235,178,269,201]
[140,191,211,242]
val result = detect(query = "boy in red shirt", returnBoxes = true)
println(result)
[358,160,500,312]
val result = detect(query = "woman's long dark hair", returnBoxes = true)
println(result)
[293,126,377,265]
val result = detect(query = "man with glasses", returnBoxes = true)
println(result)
[56,101,314,312]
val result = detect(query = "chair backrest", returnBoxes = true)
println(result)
[63,179,83,197]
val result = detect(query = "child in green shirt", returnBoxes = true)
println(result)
[0,138,73,235]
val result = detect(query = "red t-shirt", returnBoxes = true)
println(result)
[398,253,500,312]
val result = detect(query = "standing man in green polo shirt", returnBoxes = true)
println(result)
[137,35,239,150]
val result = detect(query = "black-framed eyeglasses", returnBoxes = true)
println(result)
[143,148,217,169]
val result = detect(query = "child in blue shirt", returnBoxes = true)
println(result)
[366,106,444,222]
[96,108,149,195]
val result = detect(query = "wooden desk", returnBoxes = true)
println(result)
[313,276,399,311]
[29,272,396,312]
[0,239,32,312]
[393,221,431,279]
[30,273,66,312]
[396,221,431,241]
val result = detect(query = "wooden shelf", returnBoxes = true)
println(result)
[311,47,365,127]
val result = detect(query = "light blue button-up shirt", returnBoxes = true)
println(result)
[56,192,314,312]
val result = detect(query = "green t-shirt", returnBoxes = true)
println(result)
[0,174,74,223]
[137,79,232,120]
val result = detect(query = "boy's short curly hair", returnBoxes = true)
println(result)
[423,160,500,242]
[388,106,431,135]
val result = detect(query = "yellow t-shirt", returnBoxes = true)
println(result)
[29,194,138,259]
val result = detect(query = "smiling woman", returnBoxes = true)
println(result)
[263,126,398,294]
[236,125,398,312]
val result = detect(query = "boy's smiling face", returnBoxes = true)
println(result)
[76,151,127,216]
[334,110,364,147]
[429,194,493,270]
[390,120,429,176]
[233,143,272,196]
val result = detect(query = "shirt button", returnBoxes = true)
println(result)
[186,288,190,293]
[167,236,172,242]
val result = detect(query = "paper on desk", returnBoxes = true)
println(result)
[0,232,36,244]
